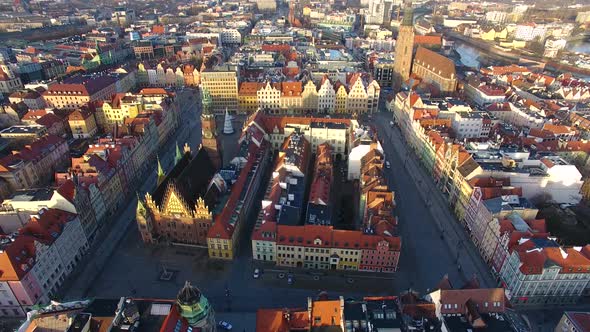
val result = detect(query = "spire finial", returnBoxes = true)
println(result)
[175,141,183,164]
[157,156,166,185]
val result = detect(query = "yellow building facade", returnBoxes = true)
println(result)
[335,86,347,113]
[329,248,361,270]
[207,236,234,260]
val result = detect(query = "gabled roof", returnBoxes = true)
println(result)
[68,109,93,121]
[36,113,62,128]
[152,148,216,211]
[439,288,506,314]
[414,34,442,46]
[413,47,456,80]
[239,82,264,95]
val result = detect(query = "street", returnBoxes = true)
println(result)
[63,89,202,300]
[371,111,497,291]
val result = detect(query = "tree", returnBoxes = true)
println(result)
[528,37,545,57]
[530,192,554,207]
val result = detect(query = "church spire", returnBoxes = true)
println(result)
[157,156,166,185]
[175,141,183,165]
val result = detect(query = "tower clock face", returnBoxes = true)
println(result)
[203,130,213,139]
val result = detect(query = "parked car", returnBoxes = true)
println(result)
[385,161,391,169]
[287,274,294,285]
[218,321,233,330]
[253,268,260,279]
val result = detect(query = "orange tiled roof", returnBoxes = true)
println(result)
[139,88,168,95]
[414,34,442,46]
[239,82,264,95]
[542,124,573,135]
[281,82,302,96]
[414,47,456,79]
[256,308,308,332]
[311,300,342,327]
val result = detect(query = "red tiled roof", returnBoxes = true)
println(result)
[0,209,77,281]
[544,247,590,274]
[45,75,116,96]
[0,135,66,172]
[566,312,590,332]
[256,308,308,332]
[209,145,260,239]
[277,225,333,247]
[515,245,590,275]
[542,124,573,135]
[414,46,456,79]
[439,288,506,314]
[261,44,291,53]
[239,82,264,95]
[414,34,442,46]
[139,88,169,95]
[252,221,277,241]
[22,109,51,122]
[36,113,62,128]
[486,102,511,112]
[481,64,530,76]
[281,82,302,97]
[56,180,76,203]
[309,143,332,205]
[159,303,190,332]
[477,84,506,96]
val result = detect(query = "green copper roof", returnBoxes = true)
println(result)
[157,156,166,185]
[201,87,212,115]
[175,142,183,165]
[401,1,414,26]
[136,193,146,216]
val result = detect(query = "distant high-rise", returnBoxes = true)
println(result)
[365,0,393,25]
[392,0,414,91]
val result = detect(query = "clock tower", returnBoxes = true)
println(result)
[392,0,415,91]
[201,88,222,169]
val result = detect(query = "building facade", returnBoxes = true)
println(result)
[200,69,238,114]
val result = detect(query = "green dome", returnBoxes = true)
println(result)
[177,281,211,326]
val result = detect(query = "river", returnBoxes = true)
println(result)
[453,42,483,68]
[453,39,590,70]
[565,40,590,54]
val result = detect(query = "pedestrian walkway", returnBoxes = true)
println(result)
[63,92,198,300]
[376,113,496,288]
